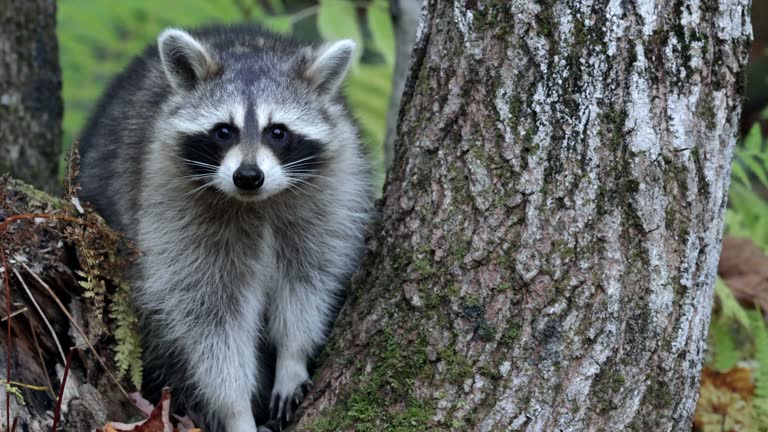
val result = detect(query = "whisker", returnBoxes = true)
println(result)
[178,159,219,169]
[161,150,221,169]
[283,166,322,174]
[284,182,312,198]
[282,155,320,169]
[179,173,216,180]
[210,189,229,207]
[185,179,218,197]
[180,175,215,181]
[286,177,322,191]
[283,177,312,194]
[286,172,333,183]
[175,174,216,189]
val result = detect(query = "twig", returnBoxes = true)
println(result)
[12,268,66,364]
[290,5,319,24]
[66,139,79,196]
[2,247,12,432]
[0,308,27,322]
[51,349,73,432]
[0,379,49,392]
[0,213,96,233]
[19,263,139,413]
[286,1,388,25]
[31,325,57,399]
[10,416,17,432]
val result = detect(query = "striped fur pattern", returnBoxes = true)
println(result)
[77,25,372,431]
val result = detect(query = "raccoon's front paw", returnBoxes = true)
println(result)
[269,376,314,428]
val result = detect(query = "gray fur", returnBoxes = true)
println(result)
[78,25,372,432]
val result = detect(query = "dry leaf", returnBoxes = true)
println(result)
[98,388,194,432]
[700,366,755,400]
[718,236,768,313]
[694,366,757,431]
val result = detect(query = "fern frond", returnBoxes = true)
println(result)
[4,383,24,406]
[744,124,764,154]
[750,309,768,401]
[109,279,143,388]
[710,319,741,371]
[715,278,751,329]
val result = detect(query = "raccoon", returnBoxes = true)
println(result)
[77,25,372,431]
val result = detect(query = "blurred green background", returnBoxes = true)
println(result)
[57,0,394,185]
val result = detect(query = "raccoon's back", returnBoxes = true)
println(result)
[77,46,170,236]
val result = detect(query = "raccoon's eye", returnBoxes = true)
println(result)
[269,125,288,141]
[213,124,235,141]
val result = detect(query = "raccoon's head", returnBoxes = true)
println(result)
[155,27,358,202]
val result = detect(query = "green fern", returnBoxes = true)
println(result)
[727,120,768,252]
[751,310,768,398]
[73,246,107,317]
[706,287,768,429]
[750,309,768,430]
[709,279,753,371]
[715,278,751,328]
[709,319,741,371]
[110,279,143,388]
[3,383,24,406]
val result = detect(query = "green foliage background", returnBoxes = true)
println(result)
[728,116,768,251]
[57,0,393,184]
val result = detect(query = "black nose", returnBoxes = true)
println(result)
[233,164,265,191]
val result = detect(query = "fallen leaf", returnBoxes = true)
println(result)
[99,388,194,432]
[694,366,756,431]
[701,366,755,400]
[718,236,768,313]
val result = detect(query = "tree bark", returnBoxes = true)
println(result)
[384,0,423,170]
[296,1,752,431]
[0,0,63,193]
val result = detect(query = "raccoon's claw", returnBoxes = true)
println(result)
[269,379,314,428]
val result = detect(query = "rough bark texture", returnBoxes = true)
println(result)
[296,1,752,431]
[0,0,63,193]
[384,0,423,169]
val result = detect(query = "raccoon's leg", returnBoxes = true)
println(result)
[189,306,265,432]
[267,280,338,424]
[141,286,265,432]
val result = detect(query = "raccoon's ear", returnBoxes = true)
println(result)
[158,28,218,92]
[303,40,355,96]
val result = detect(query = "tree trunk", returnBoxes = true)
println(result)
[0,0,63,193]
[296,1,752,431]
[384,0,423,170]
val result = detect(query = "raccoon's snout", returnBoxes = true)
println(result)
[233,164,265,191]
